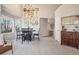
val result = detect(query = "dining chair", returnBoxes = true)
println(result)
[33,28,40,41]
[16,31,22,39]
[16,28,22,41]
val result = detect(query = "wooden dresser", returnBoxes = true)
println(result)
[61,31,79,49]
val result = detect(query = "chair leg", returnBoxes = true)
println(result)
[38,36,40,41]
[22,37,24,44]
[16,35,19,41]
[33,35,34,40]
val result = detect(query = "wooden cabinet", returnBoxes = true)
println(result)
[61,31,79,49]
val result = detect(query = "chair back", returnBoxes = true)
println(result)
[22,28,29,32]
[33,28,40,34]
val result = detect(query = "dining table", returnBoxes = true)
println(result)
[21,28,35,43]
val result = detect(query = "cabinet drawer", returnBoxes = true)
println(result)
[61,31,79,49]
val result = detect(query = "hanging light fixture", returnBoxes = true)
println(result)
[23,4,39,20]
[23,4,39,28]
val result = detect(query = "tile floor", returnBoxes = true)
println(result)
[2,36,79,55]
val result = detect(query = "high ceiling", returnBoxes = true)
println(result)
[2,4,61,18]
[22,4,61,18]
[34,4,61,18]
[31,4,61,11]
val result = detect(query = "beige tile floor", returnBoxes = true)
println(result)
[2,36,79,55]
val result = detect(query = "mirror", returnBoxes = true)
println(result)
[61,15,79,32]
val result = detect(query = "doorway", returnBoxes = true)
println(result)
[40,18,48,36]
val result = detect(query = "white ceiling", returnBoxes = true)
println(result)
[2,4,61,18]
[21,4,60,18]
[28,4,61,18]
[32,4,61,11]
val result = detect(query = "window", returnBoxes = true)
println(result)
[0,15,13,33]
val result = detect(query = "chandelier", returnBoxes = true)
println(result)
[23,4,39,20]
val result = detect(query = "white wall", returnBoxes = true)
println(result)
[2,4,22,17]
[55,4,79,44]
[32,4,60,18]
